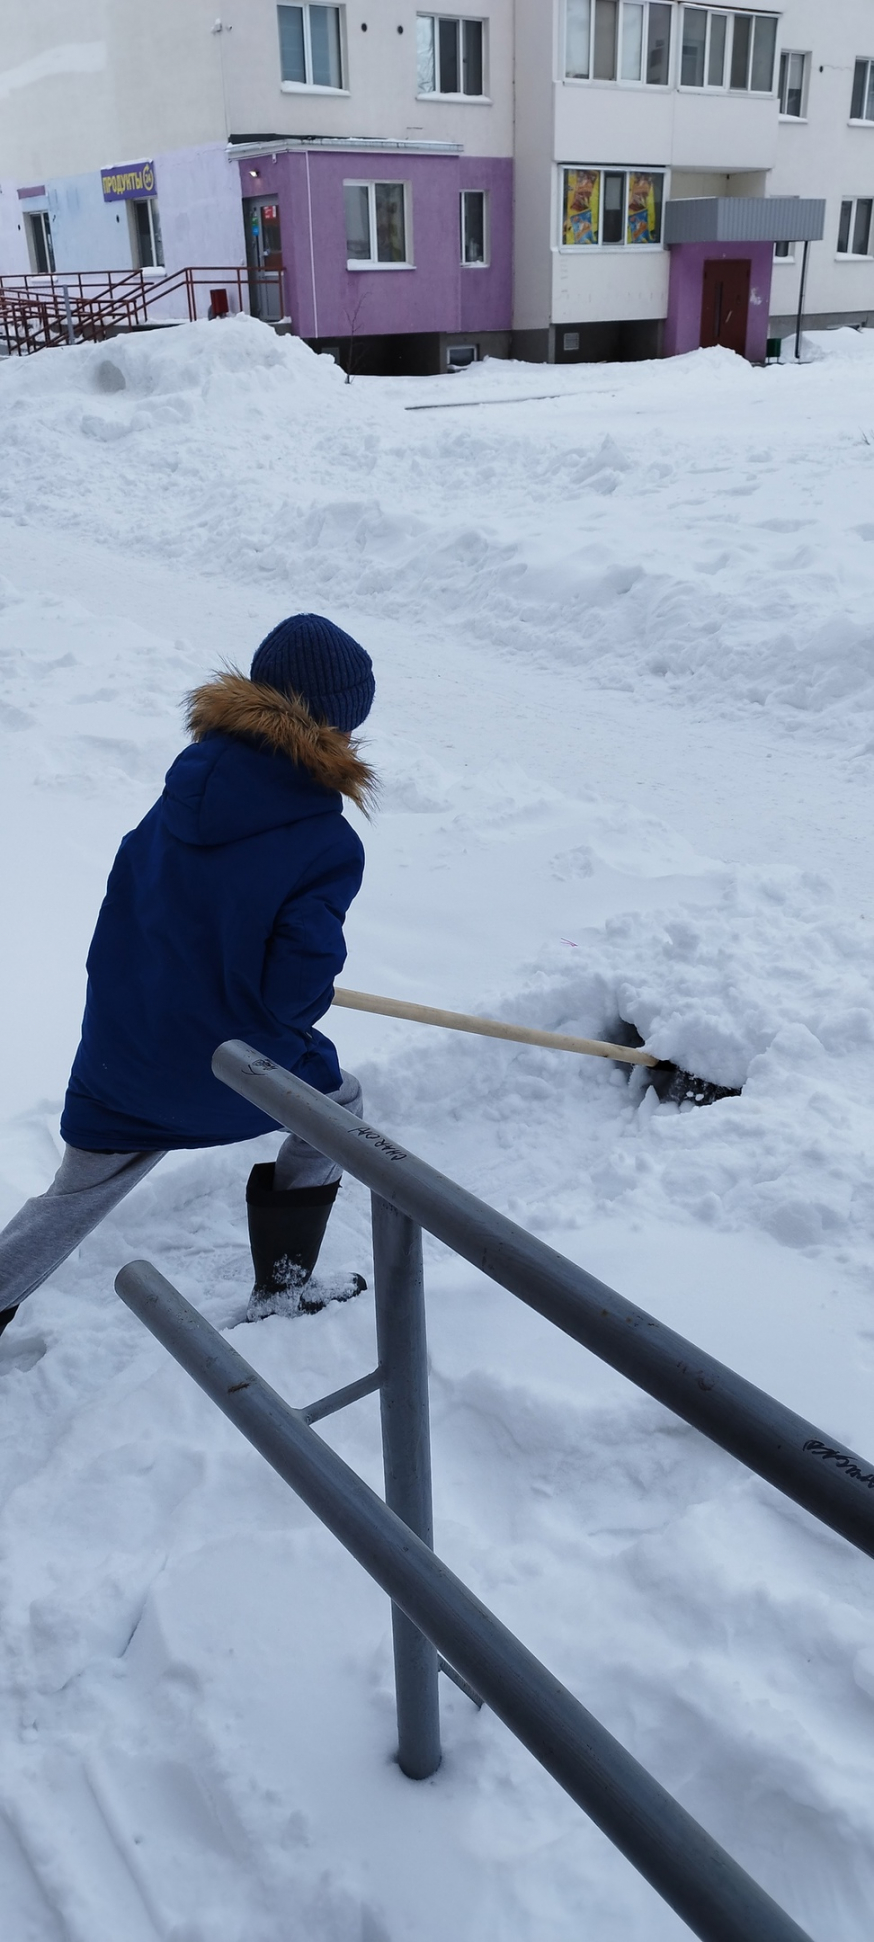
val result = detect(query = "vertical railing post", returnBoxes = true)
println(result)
[371,1192,441,1779]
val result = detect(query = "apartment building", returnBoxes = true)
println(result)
[0,3,872,367]
[0,1,514,372]
[515,0,871,362]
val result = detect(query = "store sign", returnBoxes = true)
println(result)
[101,160,156,202]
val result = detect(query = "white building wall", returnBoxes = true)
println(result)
[155,145,247,273]
[0,1,514,181]
[552,236,670,325]
[512,0,558,333]
[221,0,514,156]
[769,0,874,326]
[0,0,225,180]
[669,89,778,172]
[4,146,245,280]
[0,182,31,272]
[47,170,133,272]
[517,0,874,346]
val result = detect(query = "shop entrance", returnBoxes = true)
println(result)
[25,210,55,275]
[700,258,751,357]
[243,199,285,322]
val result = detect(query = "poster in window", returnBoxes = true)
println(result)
[563,170,600,246]
[626,172,662,245]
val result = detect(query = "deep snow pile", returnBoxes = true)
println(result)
[1,318,874,1941]
[4,317,874,743]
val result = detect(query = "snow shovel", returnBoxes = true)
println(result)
[331,988,739,1107]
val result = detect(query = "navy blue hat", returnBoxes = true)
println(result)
[250,612,375,732]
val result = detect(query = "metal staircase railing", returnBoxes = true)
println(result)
[114,1035,871,1942]
[0,265,287,355]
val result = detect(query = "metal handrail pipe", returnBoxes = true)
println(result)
[213,1042,874,1562]
[115,1258,813,1942]
[302,1365,382,1426]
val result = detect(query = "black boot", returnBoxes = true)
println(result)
[0,1306,18,1341]
[245,1165,364,1320]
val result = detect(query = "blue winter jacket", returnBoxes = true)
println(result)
[61,673,368,1151]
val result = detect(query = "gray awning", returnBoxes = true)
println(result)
[664,196,825,245]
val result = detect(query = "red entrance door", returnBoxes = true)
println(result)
[700,258,751,357]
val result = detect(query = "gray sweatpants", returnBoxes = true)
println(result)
[0,1072,362,1315]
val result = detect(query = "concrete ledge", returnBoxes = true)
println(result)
[769,310,873,335]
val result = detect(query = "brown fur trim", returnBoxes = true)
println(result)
[185,670,376,814]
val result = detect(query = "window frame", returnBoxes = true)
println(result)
[344,179,413,270]
[563,0,673,87]
[416,14,488,99]
[678,8,778,95]
[130,196,164,271]
[559,166,666,250]
[778,48,808,119]
[836,196,874,259]
[460,188,490,265]
[278,3,347,94]
[850,57,874,124]
[25,209,55,275]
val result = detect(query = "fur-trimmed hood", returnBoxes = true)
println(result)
[186,670,376,813]
[65,677,368,1152]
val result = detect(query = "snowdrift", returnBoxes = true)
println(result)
[2,317,874,739]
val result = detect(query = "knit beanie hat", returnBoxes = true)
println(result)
[250,613,375,732]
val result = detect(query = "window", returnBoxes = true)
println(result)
[562,168,664,246]
[850,58,874,122]
[837,198,873,257]
[131,197,164,269]
[25,209,55,274]
[417,15,485,95]
[680,9,776,91]
[778,49,807,116]
[278,4,344,88]
[461,189,488,263]
[344,181,409,266]
[565,0,671,83]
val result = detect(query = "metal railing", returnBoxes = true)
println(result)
[114,1036,874,1942]
[0,265,287,355]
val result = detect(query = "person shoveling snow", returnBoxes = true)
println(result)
[0,612,376,1338]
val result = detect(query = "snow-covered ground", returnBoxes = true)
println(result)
[1,318,874,1941]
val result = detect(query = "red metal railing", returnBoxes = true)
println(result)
[0,265,288,356]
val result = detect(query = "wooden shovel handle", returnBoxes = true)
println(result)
[331,987,659,1068]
